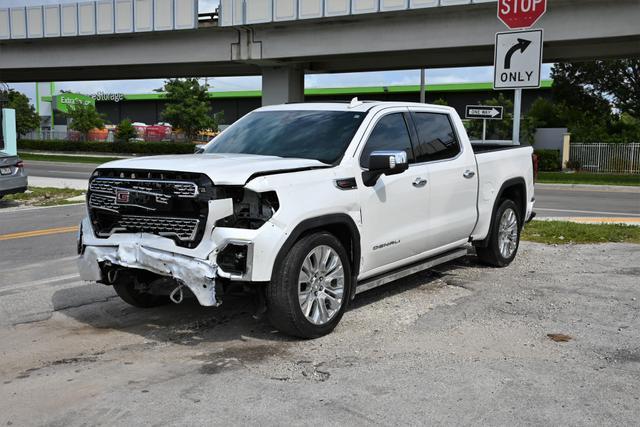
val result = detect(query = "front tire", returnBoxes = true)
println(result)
[267,232,352,339]
[476,199,521,267]
[113,278,169,308]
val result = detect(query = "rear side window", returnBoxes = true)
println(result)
[360,113,414,168]
[412,113,460,162]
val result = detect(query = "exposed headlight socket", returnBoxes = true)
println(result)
[217,244,248,275]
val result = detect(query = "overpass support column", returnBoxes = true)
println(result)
[261,66,304,106]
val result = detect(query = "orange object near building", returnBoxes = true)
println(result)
[88,128,109,141]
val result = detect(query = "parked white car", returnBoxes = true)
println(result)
[78,101,535,338]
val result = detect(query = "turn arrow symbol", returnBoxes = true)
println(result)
[489,108,499,117]
[504,38,532,70]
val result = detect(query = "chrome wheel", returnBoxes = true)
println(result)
[297,245,345,326]
[498,208,519,259]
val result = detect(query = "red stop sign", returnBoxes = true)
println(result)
[498,0,547,29]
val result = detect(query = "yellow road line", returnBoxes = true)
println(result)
[0,225,79,241]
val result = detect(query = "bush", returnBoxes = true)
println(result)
[18,139,196,155]
[534,149,562,171]
[115,119,138,143]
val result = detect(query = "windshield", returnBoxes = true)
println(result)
[204,110,366,164]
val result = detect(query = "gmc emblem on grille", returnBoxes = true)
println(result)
[115,190,130,204]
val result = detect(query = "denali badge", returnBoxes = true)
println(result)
[115,190,130,204]
[373,240,400,251]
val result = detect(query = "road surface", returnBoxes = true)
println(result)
[0,202,638,425]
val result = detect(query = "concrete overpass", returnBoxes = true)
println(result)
[1,0,638,105]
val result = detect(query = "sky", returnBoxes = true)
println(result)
[4,0,553,104]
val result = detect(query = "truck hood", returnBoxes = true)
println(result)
[97,153,329,185]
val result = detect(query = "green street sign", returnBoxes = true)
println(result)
[52,93,95,113]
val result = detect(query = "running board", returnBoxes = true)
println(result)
[355,247,469,295]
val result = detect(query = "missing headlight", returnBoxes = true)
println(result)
[216,189,279,230]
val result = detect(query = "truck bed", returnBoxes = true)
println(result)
[470,143,532,154]
[471,144,535,242]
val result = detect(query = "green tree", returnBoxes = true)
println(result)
[549,60,640,142]
[66,103,105,141]
[115,119,137,142]
[158,78,215,141]
[432,98,449,106]
[0,89,40,135]
[551,60,639,117]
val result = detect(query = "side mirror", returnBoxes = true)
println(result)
[362,150,409,187]
[194,144,206,154]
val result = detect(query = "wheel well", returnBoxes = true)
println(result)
[499,181,527,225]
[271,214,361,293]
[474,178,527,248]
[301,223,357,269]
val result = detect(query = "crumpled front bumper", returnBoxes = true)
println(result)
[78,242,220,306]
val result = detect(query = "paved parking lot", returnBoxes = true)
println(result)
[1,240,638,426]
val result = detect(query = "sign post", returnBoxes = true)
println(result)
[494,29,543,144]
[495,0,546,145]
[466,105,504,143]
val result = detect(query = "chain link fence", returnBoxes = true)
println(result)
[569,143,640,174]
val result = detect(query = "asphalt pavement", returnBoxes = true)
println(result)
[23,160,97,180]
[1,164,639,424]
[0,228,638,425]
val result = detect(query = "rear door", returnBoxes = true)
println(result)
[409,109,478,250]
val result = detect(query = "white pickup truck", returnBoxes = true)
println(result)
[78,101,535,338]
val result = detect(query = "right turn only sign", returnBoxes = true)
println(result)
[494,29,543,89]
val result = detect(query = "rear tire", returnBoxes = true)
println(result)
[476,199,521,267]
[267,232,352,339]
[113,279,169,308]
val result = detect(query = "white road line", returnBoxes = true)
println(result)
[536,208,640,217]
[2,273,81,292]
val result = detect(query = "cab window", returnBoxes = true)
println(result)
[360,113,414,168]
[411,113,460,162]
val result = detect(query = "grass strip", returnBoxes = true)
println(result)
[1,187,85,207]
[522,220,640,245]
[537,172,640,186]
[19,152,123,164]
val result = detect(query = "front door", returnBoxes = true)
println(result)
[357,110,431,277]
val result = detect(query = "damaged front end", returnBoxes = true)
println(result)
[78,242,220,306]
[77,168,279,307]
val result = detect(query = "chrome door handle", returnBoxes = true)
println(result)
[463,170,476,179]
[412,177,428,187]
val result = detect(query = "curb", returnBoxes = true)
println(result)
[534,217,640,226]
[28,176,88,191]
[20,150,134,158]
[535,183,640,193]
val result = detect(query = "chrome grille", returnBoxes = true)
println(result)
[88,170,212,248]
[89,193,118,212]
[104,215,200,241]
[89,178,198,198]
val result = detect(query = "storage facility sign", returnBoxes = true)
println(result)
[52,93,95,113]
[493,29,543,90]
